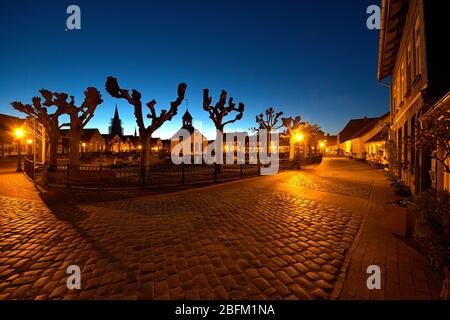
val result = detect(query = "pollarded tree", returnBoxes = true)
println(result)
[282,116,302,137]
[253,107,284,148]
[105,77,187,181]
[282,116,303,160]
[39,88,103,168]
[282,116,322,158]
[203,89,244,132]
[11,94,66,170]
[254,107,284,132]
[304,123,323,155]
[203,89,244,161]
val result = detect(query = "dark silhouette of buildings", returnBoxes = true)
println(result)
[109,105,124,137]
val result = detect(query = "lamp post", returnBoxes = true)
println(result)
[138,145,142,161]
[319,141,326,155]
[294,132,304,169]
[14,128,24,172]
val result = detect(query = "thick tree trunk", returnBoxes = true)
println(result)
[143,136,151,167]
[289,140,295,160]
[48,135,58,172]
[69,132,81,168]
[47,120,60,171]
[140,134,150,185]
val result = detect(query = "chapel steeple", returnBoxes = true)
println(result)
[182,109,193,127]
[109,104,124,136]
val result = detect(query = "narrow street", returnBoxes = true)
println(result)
[0,158,442,299]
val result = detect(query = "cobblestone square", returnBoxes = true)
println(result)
[0,158,443,299]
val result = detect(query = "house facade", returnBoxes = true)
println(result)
[80,129,106,153]
[322,135,339,156]
[170,110,208,156]
[60,129,107,154]
[365,128,389,166]
[352,113,390,161]
[378,0,450,192]
[336,114,389,162]
[337,117,379,157]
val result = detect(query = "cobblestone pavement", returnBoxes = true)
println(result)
[285,174,373,200]
[0,161,41,201]
[0,158,442,299]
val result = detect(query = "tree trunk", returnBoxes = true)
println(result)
[69,132,81,168]
[266,130,272,157]
[289,140,295,160]
[140,134,150,185]
[48,135,58,172]
[143,135,151,167]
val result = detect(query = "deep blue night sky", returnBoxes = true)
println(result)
[0,0,387,139]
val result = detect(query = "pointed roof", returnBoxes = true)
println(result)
[182,109,192,121]
[109,104,123,136]
[366,128,388,143]
[338,117,379,143]
[80,128,102,142]
[377,0,409,81]
[324,135,338,146]
[338,112,390,143]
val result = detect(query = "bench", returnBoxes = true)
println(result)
[65,170,116,192]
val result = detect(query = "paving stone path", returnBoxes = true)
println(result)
[0,158,442,299]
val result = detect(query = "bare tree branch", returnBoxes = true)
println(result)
[203,89,244,131]
[253,107,284,132]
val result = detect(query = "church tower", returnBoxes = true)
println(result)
[181,109,194,134]
[182,109,192,127]
[109,105,124,136]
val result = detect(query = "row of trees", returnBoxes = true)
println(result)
[12,88,103,170]
[11,77,323,176]
[253,107,324,158]
[10,77,246,175]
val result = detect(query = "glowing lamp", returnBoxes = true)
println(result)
[14,128,24,138]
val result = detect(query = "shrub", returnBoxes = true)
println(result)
[394,180,412,197]
[414,190,450,272]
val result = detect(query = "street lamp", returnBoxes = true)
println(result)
[293,131,304,168]
[14,128,24,172]
[82,142,86,153]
